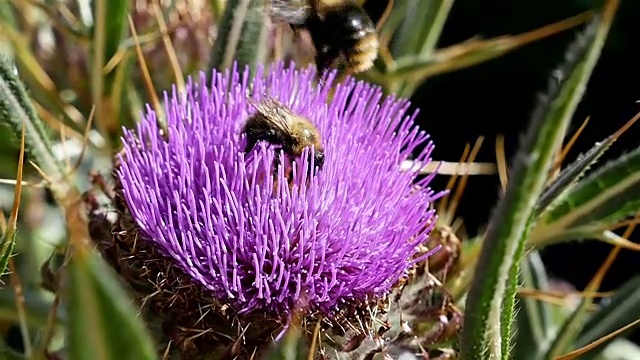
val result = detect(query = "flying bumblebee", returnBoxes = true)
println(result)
[269,0,379,75]
[242,97,325,179]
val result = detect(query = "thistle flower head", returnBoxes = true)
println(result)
[116,62,441,321]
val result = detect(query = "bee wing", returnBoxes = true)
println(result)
[268,0,311,25]
[246,96,294,134]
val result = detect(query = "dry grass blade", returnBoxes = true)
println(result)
[4,122,25,242]
[33,102,85,140]
[128,15,164,123]
[518,288,614,299]
[598,232,640,251]
[0,179,45,187]
[516,290,601,311]
[608,214,640,231]
[152,2,186,94]
[397,10,594,81]
[307,320,322,360]
[551,117,590,176]
[5,122,32,357]
[556,211,640,358]
[28,161,55,186]
[437,143,471,216]
[441,137,485,225]
[587,218,636,286]
[555,319,640,360]
[0,210,6,235]
[518,287,614,309]
[104,49,128,74]
[400,160,497,175]
[68,106,96,176]
[495,134,508,193]
[376,0,395,32]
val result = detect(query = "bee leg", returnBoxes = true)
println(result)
[271,152,282,194]
[378,35,396,69]
[243,135,257,154]
[376,0,395,32]
[315,47,341,76]
[273,150,284,177]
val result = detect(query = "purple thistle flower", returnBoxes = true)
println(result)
[116,62,442,320]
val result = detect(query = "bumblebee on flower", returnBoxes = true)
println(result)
[88,61,443,359]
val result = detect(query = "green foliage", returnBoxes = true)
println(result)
[67,251,158,360]
[209,0,270,75]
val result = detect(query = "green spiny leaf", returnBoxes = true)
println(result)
[66,252,158,360]
[572,276,640,360]
[459,4,616,358]
[512,252,554,360]
[0,56,65,182]
[536,135,618,217]
[532,145,640,247]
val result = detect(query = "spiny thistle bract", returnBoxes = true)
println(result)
[92,61,443,359]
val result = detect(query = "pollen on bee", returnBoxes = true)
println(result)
[355,33,379,51]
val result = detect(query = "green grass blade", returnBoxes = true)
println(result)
[384,11,590,97]
[532,145,640,247]
[459,3,616,358]
[512,252,554,360]
[389,0,454,59]
[208,0,269,75]
[67,251,158,360]
[90,0,131,146]
[571,276,640,360]
[0,56,65,182]
[98,0,130,84]
[387,0,454,96]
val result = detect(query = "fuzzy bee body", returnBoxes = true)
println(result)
[269,0,379,75]
[242,97,325,172]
